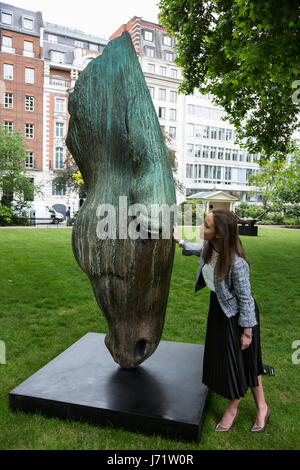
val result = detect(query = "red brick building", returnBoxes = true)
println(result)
[0,3,44,172]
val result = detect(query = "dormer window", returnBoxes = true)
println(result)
[23,16,34,30]
[1,10,13,25]
[51,50,65,64]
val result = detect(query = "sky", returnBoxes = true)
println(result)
[2,0,162,39]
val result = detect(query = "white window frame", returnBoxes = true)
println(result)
[169,126,176,138]
[4,92,13,109]
[89,43,98,52]
[147,63,155,74]
[4,121,13,134]
[145,46,155,58]
[144,30,153,42]
[169,109,177,121]
[25,96,34,112]
[48,34,58,43]
[159,66,167,76]
[51,51,65,64]
[4,64,13,80]
[158,107,166,119]
[25,68,34,84]
[163,35,172,46]
[55,97,66,113]
[25,124,34,139]
[25,152,34,169]
[23,40,34,58]
[169,90,177,102]
[158,88,166,100]
[55,122,65,138]
[1,10,13,25]
[55,147,65,169]
[22,16,34,31]
[165,51,173,62]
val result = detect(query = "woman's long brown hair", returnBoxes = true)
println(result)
[202,209,251,281]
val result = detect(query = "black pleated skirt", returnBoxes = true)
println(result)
[202,291,263,400]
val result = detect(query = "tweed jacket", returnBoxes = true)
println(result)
[182,240,258,328]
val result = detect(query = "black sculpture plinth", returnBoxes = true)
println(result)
[238,225,258,236]
[9,333,208,442]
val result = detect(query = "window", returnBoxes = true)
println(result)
[187,144,194,157]
[1,10,12,25]
[89,43,98,51]
[145,46,155,58]
[169,109,177,121]
[52,182,66,196]
[51,51,65,63]
[210,147,217,159]
[158,88,166,100]
[186,164,193,179]
[194,125,202,138]
[75,40,84,48]
[55,122,65,138]
[202,126,210,139]
[148,87,155,99]
[147,63,155,73]
[169,90,177,102]
[24,41,34,57]
[2,36,13,53]
[218,128,225,140]
[25,124,34,139]
[163,35,172,46]
[226,129,233,141]
[170,68,177,79]
[165,51,173,62]
[25,96,34,112]
[225,149,231,161]
[188,104,195,114]
[159,66,167,76]
[55,98,66,112]
[169,127,176,137]
[25,152,34,169]
[218,148,224,160]
[4,121,13,134]
[23,16,34,30]
[48,34,58,43]
[225,167,232,184]
[55,147,64,169]
[25,68,34,84]
[239,151,246,162]
[210,127,218,140]
[232,150,238,161]
[4,93,13,109]
[144,30,153,41]
[195,145,201,158]
[158,107,166,119]
[4,64,13,80]
[202,146,209,159]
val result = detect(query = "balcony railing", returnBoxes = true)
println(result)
[51,78,71,89]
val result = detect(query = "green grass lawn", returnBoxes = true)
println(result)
[0,227,299,450]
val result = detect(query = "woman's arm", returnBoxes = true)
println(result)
[231,258,258,328]
[173,226,204,257]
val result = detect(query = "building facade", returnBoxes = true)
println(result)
[1,5,297,214]
[110,17,263,204]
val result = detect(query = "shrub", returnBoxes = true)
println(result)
[0,206,13,226]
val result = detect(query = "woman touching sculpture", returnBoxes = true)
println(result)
[174,209,271,432]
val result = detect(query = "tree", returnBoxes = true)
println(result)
[249,145,300,208]
[0,126,38,206]
[159,0,300,160]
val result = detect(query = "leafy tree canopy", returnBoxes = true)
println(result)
[159,0,300,160]
[0,126,38,205]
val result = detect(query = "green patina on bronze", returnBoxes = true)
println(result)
[66,32,176,369]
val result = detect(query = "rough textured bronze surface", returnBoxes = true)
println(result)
[66,32,176,369]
